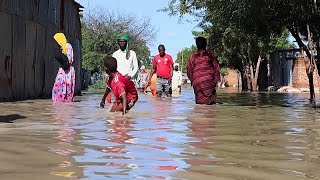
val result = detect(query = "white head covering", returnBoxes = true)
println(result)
[66,43,74,64]
[174,63,179,67]
[140,65,146,70]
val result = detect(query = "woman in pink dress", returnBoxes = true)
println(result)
[52,33,75,102]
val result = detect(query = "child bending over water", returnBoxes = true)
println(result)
[100,56,138,115]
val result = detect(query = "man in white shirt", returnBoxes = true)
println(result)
[112,33,138,80]
[172,63,183,94]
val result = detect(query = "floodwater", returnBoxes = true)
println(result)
[0,87,320,180]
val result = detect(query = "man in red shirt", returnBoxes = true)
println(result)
[100,56,138,115]
[149,44,174,97]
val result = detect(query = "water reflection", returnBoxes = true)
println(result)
[0,88,320,179]
[74,96,191,179]
[50,103,79,179]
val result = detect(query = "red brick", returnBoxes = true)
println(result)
[292,57,320,88]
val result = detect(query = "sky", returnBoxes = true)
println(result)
[75,0,201,61]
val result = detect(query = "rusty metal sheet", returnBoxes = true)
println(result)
[12,15,26,99]
[34,24,46,96]
[26,0,39,22]
[38,0,49,26]
[69,1,77,35]
[48,0,60,26]
[33,0,40,22]
[74,13,81,39]
[71,39,81,94]
[2,0,12,13]
[11,0,26,15]
[42,24,58,97]
[0,0,4,11]
[26,0,33,20]
[25,21,37,98]
[0,12,13,100]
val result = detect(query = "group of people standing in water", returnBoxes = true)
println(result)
[52,32,220,114]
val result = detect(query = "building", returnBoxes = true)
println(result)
[0,0,83,101]
[270,49,319,89]
[270,49,300,87]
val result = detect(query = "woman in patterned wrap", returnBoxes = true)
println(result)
[187,37,220,105]
[52,33,75,102]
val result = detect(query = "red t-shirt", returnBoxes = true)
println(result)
[153,54,173,79]
[108,72,138,103]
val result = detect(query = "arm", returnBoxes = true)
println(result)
[120,93,127,115]
[100,87,111,108]
[54,47,69,70]
[127,51,138,78]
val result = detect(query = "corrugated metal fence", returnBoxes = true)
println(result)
[0,0,82,101]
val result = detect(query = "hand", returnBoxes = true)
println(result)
[100,100,105,108]
[168,78,172,85]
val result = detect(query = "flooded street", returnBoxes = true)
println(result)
[0,87,320,180]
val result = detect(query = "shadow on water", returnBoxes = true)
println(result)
[0,114,27,123]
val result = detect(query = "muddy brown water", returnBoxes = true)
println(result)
[0,87,320,180]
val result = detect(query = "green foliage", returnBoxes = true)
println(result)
[81,10,156,72]
[163,0,320,63]
[82,51,105,72]
[219,68,229,77]
[176,45,197,73]
[271,29,296,50]
[89,80,105,90]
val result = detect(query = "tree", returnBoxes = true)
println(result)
[81,10,157,72]
[176,45,197,73]
[162,0,318,95]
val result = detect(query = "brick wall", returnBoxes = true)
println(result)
[225,68,241,87]
[292,57,320,88]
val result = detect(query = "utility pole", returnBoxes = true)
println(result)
[181,48,184,73]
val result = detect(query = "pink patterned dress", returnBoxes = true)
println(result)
[52,43,75,102]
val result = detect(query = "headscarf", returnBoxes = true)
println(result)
[116,32,130,59]
[140,65,146,70]
[54,33,67,55]
[54,33,74,64]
